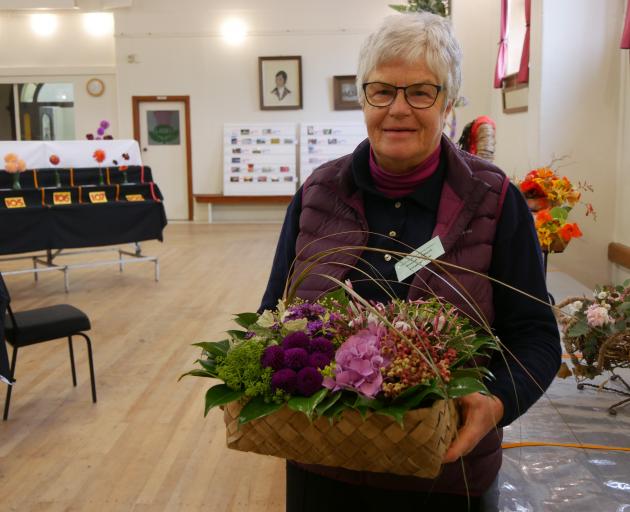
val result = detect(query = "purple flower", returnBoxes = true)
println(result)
[309,352,331,369]
[323,329,388,398]
[285,303,326,321]
[282,331,310,350]
[284,348,309,370]
[306,319,324,337]
[309,337,334,356]
[97,127,105,136]
[261,345,285,370]
[271,368,297,393]
[244,331,255,340]
[100,120,110,129]
[296,367,324,396]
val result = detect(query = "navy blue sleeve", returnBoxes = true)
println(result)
[485,183,561,427]
[258,189,303,312]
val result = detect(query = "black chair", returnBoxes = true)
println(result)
[1,274,97,420]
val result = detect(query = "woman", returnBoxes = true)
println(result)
[260,13,560,511]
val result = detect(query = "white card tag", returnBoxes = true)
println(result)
[394,236,445,282]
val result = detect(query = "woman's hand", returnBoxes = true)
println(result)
[442,392,504,464]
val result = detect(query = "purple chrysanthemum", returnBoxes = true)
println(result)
[306,319,324,337]
[308,352,331,369]
[309,337,335,356]
[296,367,324,396]
[282,331,310,350]
[261,345,285,370]
[271,368,297,394]
[284,348,309,370]
[285,303,327,321]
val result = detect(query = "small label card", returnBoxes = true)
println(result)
[53,192,71,205]
[125,194,144,202]
[89,191,107,203]
[394,236,445,282]
[4,197,26,208]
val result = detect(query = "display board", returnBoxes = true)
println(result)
[299,123,367,184]
[223,123,297,196]
[0,140,143,169]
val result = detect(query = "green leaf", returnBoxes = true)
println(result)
[227,329,247,340]
[204,384,244,416]
[193,340,230,357]
[234,312,259,329]
[321,287,349,307]
[550,206,569,221]
[198,358,218,375]
[375,406,407,427]
[238,396,284,424]
[446,377,489,398]
[178,369,215,381]
[287,389,329,418]
[567,320,589,337]
[315,392,342,416]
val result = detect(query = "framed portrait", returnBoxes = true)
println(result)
[333,75,361,110]
[259,56,303,110]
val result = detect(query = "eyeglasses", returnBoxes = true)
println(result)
[362,82,443,109]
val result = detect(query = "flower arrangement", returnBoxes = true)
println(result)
[112,153,130,184]
[557,280,630,380]
[92,149,106,186]
[3,153,27,190]
[518,165,595,253]
[49,154,61,188]
[183,289,498,476]
[86,120,112,140]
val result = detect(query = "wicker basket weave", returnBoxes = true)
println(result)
[224,399,459,478]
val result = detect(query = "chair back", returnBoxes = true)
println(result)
[0,273,12,382]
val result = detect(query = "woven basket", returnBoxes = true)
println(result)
[224,398,459,478]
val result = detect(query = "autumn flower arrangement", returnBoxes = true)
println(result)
[92,149,106,186]
[518,165,595,253]
[183,287,498,477]
[3,153,26,190]
[112,153,131,184]
[558,281,630,381]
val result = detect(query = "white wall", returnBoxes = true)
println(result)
[0,12,117,141]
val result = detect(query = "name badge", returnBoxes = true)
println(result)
[4,197,26,208]
[53,192,71,205]
[89,191,107,203]
[394,236,445,282]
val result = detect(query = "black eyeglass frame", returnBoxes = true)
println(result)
[362,82,443,109]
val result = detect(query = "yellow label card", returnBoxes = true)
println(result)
[4,197,26,208]
[89,191,107,203]
[53,192,72,205]
[125,194,144,202]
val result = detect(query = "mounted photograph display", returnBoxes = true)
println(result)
[258,56,303,110]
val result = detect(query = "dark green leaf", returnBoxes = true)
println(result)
[178,369,215,381]
[321,287,349,307]
[287,389,329,418]
[375,406,406,427]
[227,330,247,340]
[197,358,218,375]
[315,392,342,416]
[204,384,244,416]
[447,377,489,398]
[238,396,284,424]
[567,320,589,338]
[234,312,259,329]
[193,340,230,357]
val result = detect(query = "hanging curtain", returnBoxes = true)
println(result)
[494,0,509,88]
[622,0,630,49]
[517,0,531,83]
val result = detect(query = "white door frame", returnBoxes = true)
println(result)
[132,95,193,220]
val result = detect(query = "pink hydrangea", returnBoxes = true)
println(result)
[323,329,388,398]
[586,304,611,328]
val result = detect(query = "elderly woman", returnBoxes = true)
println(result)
[260,12,560,512]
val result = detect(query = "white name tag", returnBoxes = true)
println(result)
[394,236,445,282]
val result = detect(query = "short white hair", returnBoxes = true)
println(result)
[356,13,462,106]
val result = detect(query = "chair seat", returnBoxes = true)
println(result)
[4,304,91,347]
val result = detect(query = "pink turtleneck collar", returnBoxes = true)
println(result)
[369,144,441,199]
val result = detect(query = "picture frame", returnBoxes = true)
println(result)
[258,56,303,110]
[333,75,361,110]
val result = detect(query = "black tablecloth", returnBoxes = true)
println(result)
[0,200,167,255]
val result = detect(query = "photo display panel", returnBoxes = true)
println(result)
[299,123,367,184]
[223,123,297,196]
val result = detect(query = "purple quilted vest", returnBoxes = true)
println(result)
[290,136,510,495]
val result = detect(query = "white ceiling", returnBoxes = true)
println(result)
[0,0,132,10]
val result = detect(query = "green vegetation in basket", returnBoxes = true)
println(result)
[181,291,500,426]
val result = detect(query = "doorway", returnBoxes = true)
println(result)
[132,96,193,220]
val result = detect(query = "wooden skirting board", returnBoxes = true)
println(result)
[608,242,630,270]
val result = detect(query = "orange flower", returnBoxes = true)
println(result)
[535,209,553,226]
[558,223,583,242]
[93,149,106,163]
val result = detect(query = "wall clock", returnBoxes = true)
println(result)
[86,78,105,97]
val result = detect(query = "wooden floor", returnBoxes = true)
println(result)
[0,223,286,512]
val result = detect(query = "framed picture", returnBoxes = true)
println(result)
[333,75,361,110]
[259,56,303,110]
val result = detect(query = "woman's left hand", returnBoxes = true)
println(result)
[442,392,504,464]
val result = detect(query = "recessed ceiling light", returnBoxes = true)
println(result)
[30,13,58,37]
[220,18,247,45]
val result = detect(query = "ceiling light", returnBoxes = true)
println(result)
[30,13,58,37]
[220,18,247,45]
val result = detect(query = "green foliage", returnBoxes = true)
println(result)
[215,339,273,399]
[389,0,449,16]
[204,385,244,417]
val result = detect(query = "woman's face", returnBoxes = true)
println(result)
[363,58,451,174]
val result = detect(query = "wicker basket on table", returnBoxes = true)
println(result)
[224,398,459,478]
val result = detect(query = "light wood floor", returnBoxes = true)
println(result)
[0,223,286,512]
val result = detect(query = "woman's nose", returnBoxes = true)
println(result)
[388,89,411,114]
